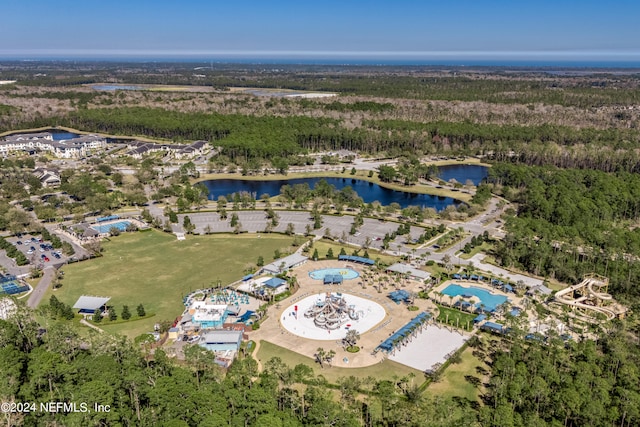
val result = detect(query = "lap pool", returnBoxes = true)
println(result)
[441,284,508,312]
[309,268,359,280]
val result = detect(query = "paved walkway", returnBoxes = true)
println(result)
[26,266,56,308]
[467,254,543,288]
[80,318,104,333]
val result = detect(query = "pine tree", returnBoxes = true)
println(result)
[122,305,131,320]
[136,304,146,317]
[93,308,102,323]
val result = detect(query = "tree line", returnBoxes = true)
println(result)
[487,163,640,301]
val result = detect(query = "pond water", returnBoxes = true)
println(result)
[437,164,488,186]
[202,165,487,210]
[201,177,460,210]
[91,84,144,91]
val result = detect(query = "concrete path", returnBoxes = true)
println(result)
[467,254,543,288]
[26,266,56,308]
[80,318,104,333]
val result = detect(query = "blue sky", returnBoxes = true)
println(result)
[2,0,639,61]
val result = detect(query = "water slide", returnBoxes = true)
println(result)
[554,278,616,320]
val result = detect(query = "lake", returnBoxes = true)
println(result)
[438,164,488,186]
[202,177,464,210]
[201,165,487,210]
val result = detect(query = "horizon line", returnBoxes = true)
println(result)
[1,49,640,59]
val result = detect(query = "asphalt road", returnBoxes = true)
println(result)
[27,266,56,308]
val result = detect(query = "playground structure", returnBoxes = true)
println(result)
[304,292,364,330]
[554,274,627,321]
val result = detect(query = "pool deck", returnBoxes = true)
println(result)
[431,280,521,311]
[249,260,438,368]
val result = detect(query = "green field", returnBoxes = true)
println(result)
[256,340,424,386]
[435,305,477,331]
[426,345,486,401]
[47,230,295,338]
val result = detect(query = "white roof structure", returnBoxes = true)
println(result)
[526,285,553,296]
[72,296,111,310]
[190,301,228,323]
[201,330,243,344]
[387,263,431,281]
[262,253,308,274]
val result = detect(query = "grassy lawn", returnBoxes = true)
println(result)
[436,305,477,331]
[256,340,424,386]
[311,239,400,265]
[458,242,494,260]
[46,230,294,338]
[426,344,486,402]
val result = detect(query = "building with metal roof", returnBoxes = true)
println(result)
[198,330,243,352]
[72,296,111,314]
[262,253,308,275]
[386,263,431,281]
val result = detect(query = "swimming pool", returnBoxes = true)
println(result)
[309,268,359,280]
[91,220,131,234]
[441,284,508,312]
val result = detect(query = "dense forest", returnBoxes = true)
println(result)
[487,163,640,302]
[2,300,639,426]
[479,321,640,427]
[5,105,639,172]
[0,303,476,427]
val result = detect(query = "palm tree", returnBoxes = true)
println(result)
[325,350,336,367]
[315,347,326,368]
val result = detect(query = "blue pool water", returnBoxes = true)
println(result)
[309,268,359,280]
[441,284,508,312]
[91,220,131,234]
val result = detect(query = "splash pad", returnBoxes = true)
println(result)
[281,292,386,340]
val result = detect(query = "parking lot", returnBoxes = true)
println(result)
[177,210,434,254]
[4,233,70,272]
